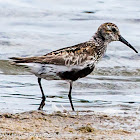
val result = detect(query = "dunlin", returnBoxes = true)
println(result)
[10,23,138,111]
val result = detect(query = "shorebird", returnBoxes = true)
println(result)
[10,23,138,111]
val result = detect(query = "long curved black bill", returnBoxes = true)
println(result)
[119,35,138,53]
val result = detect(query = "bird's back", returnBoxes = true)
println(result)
[10,40,106,66]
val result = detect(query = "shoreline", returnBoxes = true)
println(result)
[0,110,139,140]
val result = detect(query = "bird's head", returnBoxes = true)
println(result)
[97,22,138,53]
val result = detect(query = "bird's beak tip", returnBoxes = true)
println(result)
[119,35,138,54]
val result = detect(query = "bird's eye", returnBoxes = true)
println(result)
[112,28,116,32]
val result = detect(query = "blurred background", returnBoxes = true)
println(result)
[0,0,140,113]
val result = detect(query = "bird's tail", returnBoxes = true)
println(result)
[10,57,31,65]
[10,57,27,63]
[10,56,41,64]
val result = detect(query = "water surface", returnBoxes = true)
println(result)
[0,0,140,114]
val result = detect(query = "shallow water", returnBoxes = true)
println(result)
[0,0,140,114]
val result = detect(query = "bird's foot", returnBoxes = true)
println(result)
[38,101,45,110]
[38,96,46,110]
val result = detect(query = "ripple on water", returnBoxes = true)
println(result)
[0,0,140,113]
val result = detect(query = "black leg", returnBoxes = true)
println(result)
[68,81,75,111]
[38,78,46,110]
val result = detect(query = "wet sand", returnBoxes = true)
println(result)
[0,111,139,140]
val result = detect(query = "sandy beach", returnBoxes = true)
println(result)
[0,0,140,140]
[0,111,139,140]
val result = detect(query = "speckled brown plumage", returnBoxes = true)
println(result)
[11,41,102,66]
[10,22,138,111]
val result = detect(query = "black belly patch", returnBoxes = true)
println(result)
[58,64,95,81]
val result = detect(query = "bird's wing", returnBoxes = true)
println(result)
[10,42,98,66]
